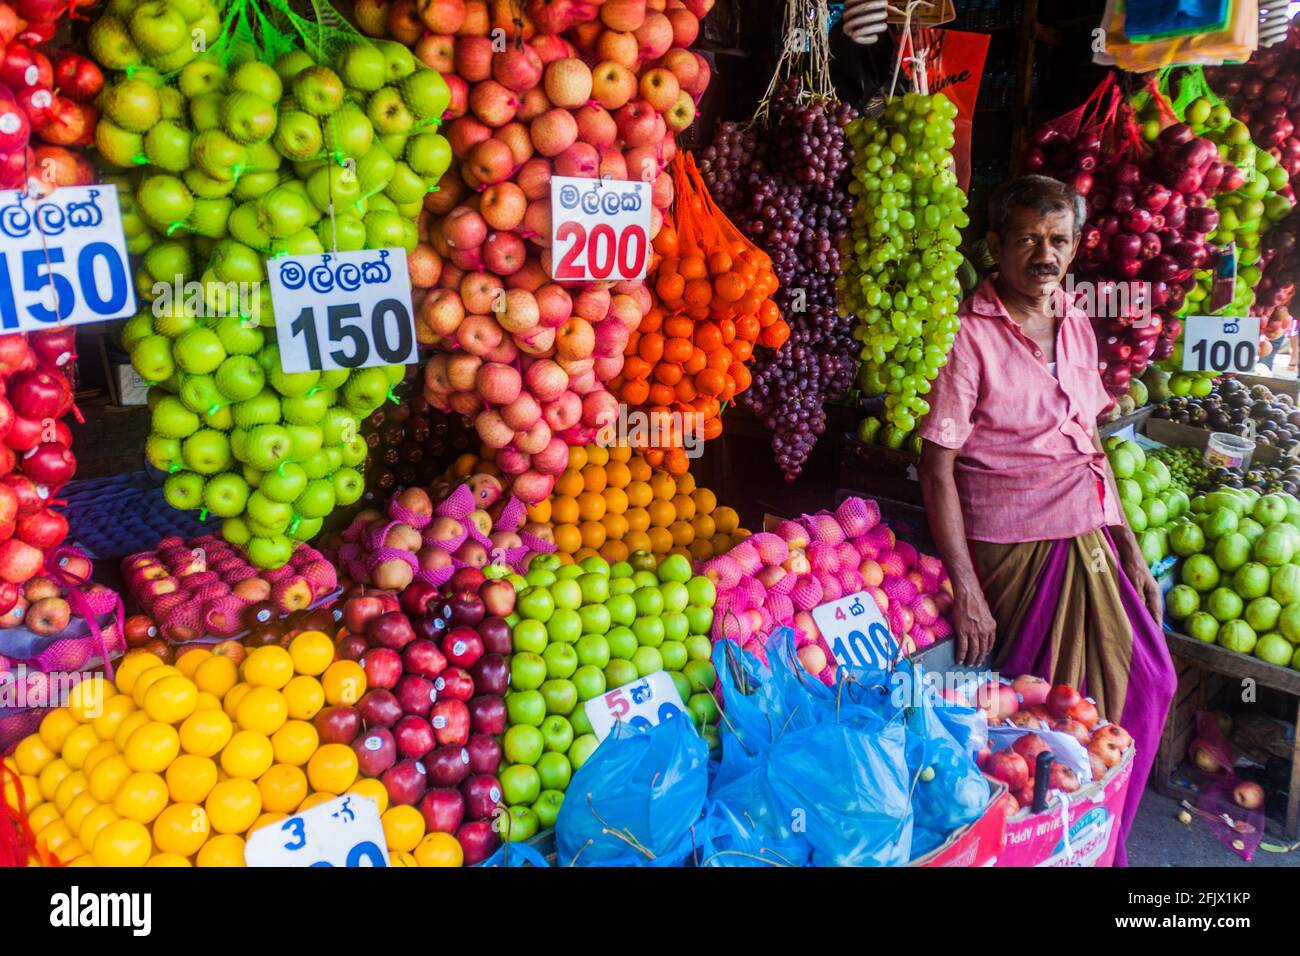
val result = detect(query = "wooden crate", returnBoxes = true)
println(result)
[1156,630,1300,838]
[1141,417,1298,468]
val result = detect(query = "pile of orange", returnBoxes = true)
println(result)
[519,444,749,563]
[1,633,449,867]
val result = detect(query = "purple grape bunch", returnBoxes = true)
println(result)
[699,81,858,480]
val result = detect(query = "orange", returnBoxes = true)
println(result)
[627,456,651,482]
[28,802,61,834]
[193,655,239,699]
[550,495,579,525]
[321,660,367,706]
[669,521,695,547]
[87,754,132,803]
[13,735,53,776]
[271,720,319,767]
[691,514,716,540]
[602,486,628,515]
[714,506,740,533]
[574,547,600,563]
[112,771,169,823]
[586,444,608,468]
[174,646,212,678]
[526,498,551,524]
[601,512,629,541]
[676,472,696,495]
[579,521,606,550]
[60,724,100,769]
[671,494,696,521]
[144,675,199,724]
[38,709,79,753]
[413,831,464,867]
[123,722,180,773]
[581,463,607,493]
[145,853,192,867]
[711,533,734,552]
[64,792,100,833]
[624,529,652,554]
[608,443,631,464]
[604,460,631,489]
[288,630,335,677]
[689,539,713,561]
[347,777,389,816]
[92,818,152,867]
[221,731,274,779]
[131,665,181,708]
[283,675,325,720]
[37,757,70,802]
[78,805,120,850]
[553,523,581,554]
[166,754,218,803]
[91,695,137,742]
[236,686,288,736]
[568,445,588,471]
[194,691,222,712]
[205,778,262,834]
[307,743,358,794]
[152,802,209,856]
[599,540,630,563]
[242,646,294,689]
[223,683,252,719]
[113,652,164,696]
[36,819,73,853]
[650,471,676,500]
[691,487,717,514]
[646,526,673,556]
[624,507,650,533]
[179,707,233,757]
[625,480,652,508]
[390,852,418,867]
[732,528,752,542]
[4,771,38,814]
[196,833,245,867]
[382,805,426,853]
[647,499,676,528]
[257,764,308,813]
[555,469,583,497]
[67,675,116,721]
[576,490,606,522]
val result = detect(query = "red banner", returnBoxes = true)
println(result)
[901,28,990,193]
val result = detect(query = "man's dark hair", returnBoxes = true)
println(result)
[988,175,1086,239]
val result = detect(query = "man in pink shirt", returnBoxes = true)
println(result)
[918,175,1175,865]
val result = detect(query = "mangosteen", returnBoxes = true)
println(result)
[1175,411,1192,424]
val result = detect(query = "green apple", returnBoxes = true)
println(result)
[604,659,638,689]
[338,44,388,92]
[610,561,634,579]
[535,752,571,792]
[657,553,691,584]
[660,641,688,672]
[282,425,322,464]
[317,211,368,251]
[151,302,197,339]
[632,646,663,677]
[660,582,689,614]
[506,690,547,728]
[685,606,713,636]
[306,163,362,213]
[246,489,291,528]
[525,568,556,588]
[233,390,281,429]
[511,652,547,691]
[550,579,582,611]
[363,209,406,249]
[202,473,250,518]
[575,634,610,669]
[339,436,368,467]
[247,514,290,538]
[399,69,450,120]
[273,110,324,161]
[333,467,364,506]
[151,396,199,438]
[367,87,413,136]
[257,186,316,239]
[183,169,236,203]
[670,671,692,704]
[542,642,578,680]
[342,367,391,413]
[688,692,719,727]
[188,92,223,133]
[377,131,408,160]
[143,241,192,285]
[192,129,247,182]
[405,132,452,179]
[605,593,636,626]
[222,516,251,547]
[375,40,416,81]
[233,171,281,202]
[137,174,195,230]
[247,534,294,569]
[632,587,664,618]
[95,119,145,169]
[568,734,598,771]
[320,406,357,445]
[191,195,234,240]
[686,576,716,606]
[502,805,539,842]
[121,312,155,350]
[531,790,564,830]
[213,354,265,401]
[355,146,396,194]
[87,15,142,71]
[269,364,320,397]
[178,60,225,97]
[145,434,183,472]
[577,572,609,605]
[632,570,658,589]
[164,471,204,510]
[294,65,346,117]
[324,106,374,157]
[555,565,584,582]
[300,450,332,479]
[570,707,593,737]
[229,60,283,101]
[290,516,323,542]
[221,91,276,144]
[531,554,563,572]
[130,1,187,55]
[293,478,335,519]
[243,424,293,470]
[258,461,307,503]
[178,373,221,414]
[281,390,331,425]
[662,612,688,644]
[545,608,581,644]
[104,78,161,133]
[572,664,606,701]
[606,626,637,661]
[499,764,541,807]
[576,604,610,636]
[173,327,224,374]
[273,50,313,82]
[503,724,543,766]
[319,369,352,390]
[683,660,717,693]
[540,679,577,716]
[632,616,664,648]
[513,619,548,654]
[181,428,231,475]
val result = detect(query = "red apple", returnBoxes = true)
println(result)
[469,653,509,697]
[343,595,386,635]
[353,726,398,777]
[450,567,486,592]
[467,694,506,735]
[393,715,437,760]
[460,773,503,821]
[419,787,465,833]
[313,705,361,745]
[440,625,484,669]
[367,610,417,650]
[434,666,475,702]
[356,688,404,728]
[361,647,403,690]
[455,819,498,864]
[394,673,437,718]
[477,616,513,655]
[479,581,514,618]
[430,698,470,747]
[422,745,472,787]
[399,580,440,618]
[335,633,369,661]
[381,759,429,806]
[402,638,448,680]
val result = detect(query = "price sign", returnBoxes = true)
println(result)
[0,185,135,330]
[549,176,651,283]
[268,248,417,373]
[584,670,685,743]
[1182,315,1261,374]
[813,590,899,671]
[245,793,388,868]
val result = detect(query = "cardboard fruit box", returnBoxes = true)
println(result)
[994,745,1135,867]
[909,779,1011,867]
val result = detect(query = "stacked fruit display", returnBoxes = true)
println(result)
[1147,445,1212,494]
[0,330,82,600]
[399,0,712,502]
[121,534,337,642]
[0,629,408,867]
[497,551,719,838]
[97,1,454,566]
[701,496,953,679]
[976,676,1135,810]
[1152,377,1300,458]
[521,441,748,563]
[842,92,968,439]
[327,570,513,865]
[1165,486,1300,669]
[1103,436,1191,566]
[701,81,858,480]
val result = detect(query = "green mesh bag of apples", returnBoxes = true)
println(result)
[87,0,455,569]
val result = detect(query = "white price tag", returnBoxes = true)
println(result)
[245,793,388,867]
[584,670,685,742]
[548,176,651,283]
[0,185,135,330]
[813,590,899,671]
[267,248,417,373]
[1181,315,1261,374]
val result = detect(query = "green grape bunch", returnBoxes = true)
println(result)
[839,92,969,438]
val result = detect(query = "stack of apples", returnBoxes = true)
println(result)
[975,676,1135,811]
[375,0,713,504]
[0,330,83,602]
[121,533,338,643]
[700,496,955,682]
[91,6,455,567]
[323,568,515,865]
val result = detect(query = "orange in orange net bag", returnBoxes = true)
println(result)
[611,153,787,474]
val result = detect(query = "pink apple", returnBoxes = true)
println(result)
[496,121,534,166]
[597,31,640,69]
[594,355,625,381]
[443,206,488,249]
[500,392,542,430]
[498,288,540,334]
[542,390,582,431]
[555,141,600,178]
[543,57,593,108]
[524,358,568,400]
[634,13,674,60]
[506,257,549,292]
[475,409,515,449]
[514,418,553,455]
[598,147,629,180]
[480,182,527,231]
[482,231,526,275]
[447,115,492,159]
[516,157,553,200]
[665,91,696,132]
[515,85,551,122]
[514,325,556,356]
[522,200,552,243]
[469,80,519,127]
[530,108,579,158]
[532,436,570,475]
[511,470,555,504]
[467,137,514,184]
[684,52,710,97]
[415,34,455,73]
[475,362,522,404]
[573,287,611,323]
[444,74,469,118]
[492,43,543,92]
[454,35,494,81]
[593,317,630,357]
[575,103,617,147]
[496,446,531,476]
[591,60,637,110]
[666,7,701,46]
[582,389,619,429]
[456,314,503,357]
[446,352,482,392]
[556,316,595,359]
[484,335,519,365]
[535,283,572,328]
[460,271,503,314]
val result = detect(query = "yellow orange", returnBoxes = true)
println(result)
[288,630,335,677]
[650,471,676,500]
[205,778,262,834]
[626,480,652,508]
[689,539,713,561]
[586,444,608,467]
[574,547,600,563]
[599,540,630,563]
[347,778,389,815]
[37,819,73,853]
[602,486,628,515]
[179,707,233,758]
[601,513,629,541]
[712,533,735,552]
[242,646,294,689]
[53,837,86,864]
[114,652,164,695]
[271,720,319,767]
[691,514,716,540]
[61,724,101,769]
[38,709,79,753]
[91,818,152,867]
[627,456,651,482]
[669,521,695,547]
[193,655,238,699]
[551,495,579,525]
[568,445,588,471]
[152,802,208,856]
[123,721,180,773]
[166,753,218,803]
[236,686,288,736]
[608,443,632,463]
[193,691,222,712]
[625,507,650,533]
[713,506,739,533]
[220,730,274,779]
[555,469,583,497]
[605,460,631,489]
[195,832,245,867]
[5,772,38,813]
[691,487,717,514]
[581,463,607,493]
[381,805,425,853]
[131,665,181,708]
[647,527,674,555]
[576,490,606,521]
[648,499,675,528]
[248,811,285,838]
[37,758,71,802]
[283,675,325,720]
[81,741,118,778]
[144,675,199,724]
[307,743,358,794]
[13,735,53,776]
[257,764,308,813]
[77,805,119,849]
[413,831,464,867]
[91,695,137,742]
[222,683,252,719]
[145,852,191,867]
[112,771,169,823]
[624,530,652,554]
[67,676,116,721]
[297,791,336,812]
[553,523,581,554]
[64,791,99,832]
[671,494,696,521]
[174,646,212,678]
[526,498,551,524]
[579,520,606,550]
[676,471,696,495]
[321,660,366,706]
[27,802,61,834]
[87,754,132,803]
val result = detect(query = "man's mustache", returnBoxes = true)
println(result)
[1030,266,1059,277]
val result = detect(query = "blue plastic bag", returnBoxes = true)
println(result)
[556,715,709,866]
[478,842,550,867]
[695,790,812,867]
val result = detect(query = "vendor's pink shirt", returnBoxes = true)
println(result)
[917,276,1123,544]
